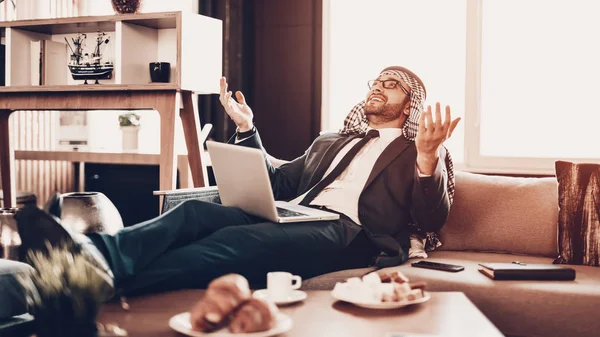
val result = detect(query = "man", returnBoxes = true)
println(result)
[16,66,459,298]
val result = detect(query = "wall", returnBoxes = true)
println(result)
[250,0,322,160]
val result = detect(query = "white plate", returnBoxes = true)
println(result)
[331,289,431,310]
[168,312,293,337]
[252,289,307,305]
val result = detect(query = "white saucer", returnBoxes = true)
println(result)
[168,312,293,337]
[252,289,307,305]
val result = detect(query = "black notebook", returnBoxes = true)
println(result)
[478,262,576,281]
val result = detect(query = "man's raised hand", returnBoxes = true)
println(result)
[415,102,461,175]
[219,77,254,132]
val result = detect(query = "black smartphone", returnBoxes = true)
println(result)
[411,260,465,272]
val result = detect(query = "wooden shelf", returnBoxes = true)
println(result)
[15,149,186,165]
[14,149,209,189]
[0,12,179,34]
[0,83,180,92]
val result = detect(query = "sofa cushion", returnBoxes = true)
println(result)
[554,160,600,266]
[437,171,559,257]
[0,259,32,319]
[302,251,600,337]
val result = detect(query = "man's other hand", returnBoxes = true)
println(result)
[415,102,460,175]
[219,77,254,132]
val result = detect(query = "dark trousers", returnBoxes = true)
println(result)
[90,200,379,296]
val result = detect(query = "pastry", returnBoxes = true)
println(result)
[229,298,279,333]
[408,281,427,290]
[377,270,409,284]
[189,274,251,332]
[406,288,424,301]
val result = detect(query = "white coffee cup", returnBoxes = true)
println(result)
[267,271,302,301]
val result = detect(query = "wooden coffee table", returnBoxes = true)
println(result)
[97,290,504,337]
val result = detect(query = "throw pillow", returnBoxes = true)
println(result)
[554,160,600,266]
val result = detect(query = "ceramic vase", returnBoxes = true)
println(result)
[121,125,140,151]
[59,192,123,235]
[111,0,142,14]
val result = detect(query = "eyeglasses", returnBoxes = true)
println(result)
[367,79,410,96]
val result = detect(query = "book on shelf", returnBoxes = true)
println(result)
[30,40,68,86]
[478,262,576,281]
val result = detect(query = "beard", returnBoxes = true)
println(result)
[364,102,405,125]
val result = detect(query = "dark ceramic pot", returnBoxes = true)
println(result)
[60,192,123,235]
[111,0,142,14]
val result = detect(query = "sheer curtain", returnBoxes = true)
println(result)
[324,0,466,162]
[480,0,600,159]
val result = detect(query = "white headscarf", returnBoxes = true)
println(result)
[341,67,426,141]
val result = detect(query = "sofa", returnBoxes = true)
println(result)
[3,171,599,337]
[158,170,600,337]
[301,171,600,337]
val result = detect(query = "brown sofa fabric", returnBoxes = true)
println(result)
[555,161,600,266]
[438,171,559,257]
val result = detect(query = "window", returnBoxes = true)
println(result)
[476,0,600,170]
[324,0,600,174]
[324,0,466,162]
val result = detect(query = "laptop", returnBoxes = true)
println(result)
[206,141,340,223]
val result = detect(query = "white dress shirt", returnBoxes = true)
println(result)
[290,128,404,225]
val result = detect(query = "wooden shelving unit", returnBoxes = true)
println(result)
[0,12,222,208]
[0,11,222,93]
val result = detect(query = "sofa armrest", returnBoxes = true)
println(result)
[154,186,221,214]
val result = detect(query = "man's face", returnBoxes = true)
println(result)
[364,75,411,124]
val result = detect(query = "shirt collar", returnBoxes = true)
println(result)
[365,127,403,142]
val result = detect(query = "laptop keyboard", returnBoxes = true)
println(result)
[276,207,307,218]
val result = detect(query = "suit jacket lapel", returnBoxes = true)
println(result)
[306,135,360,188]
[364,135,413,189]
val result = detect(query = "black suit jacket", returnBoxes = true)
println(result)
[230,129,451,267]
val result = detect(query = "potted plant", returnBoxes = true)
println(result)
[119,112,141,151]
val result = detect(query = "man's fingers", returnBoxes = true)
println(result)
[424,105,433,133]
[434,102,442,130]
[219,77,226,103]
[447,117,461,138]
[219,77,226,95]
[443,105,451,130]
[235,91,246,105]
[223,91,233,110]
[223,78,229,98]
[418,108,427,132]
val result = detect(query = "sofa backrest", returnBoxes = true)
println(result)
[437,171,559,257]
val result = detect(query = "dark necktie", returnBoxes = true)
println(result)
[300,129,380,206]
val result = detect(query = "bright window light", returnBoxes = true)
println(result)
[325,0,467,162]
[480,0,600,159]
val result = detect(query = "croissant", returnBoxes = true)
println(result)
[229,298,279,333]
[190,274,251,332]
